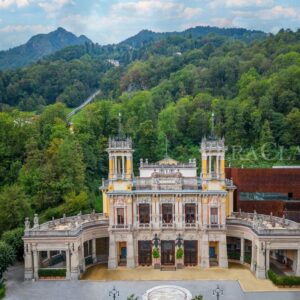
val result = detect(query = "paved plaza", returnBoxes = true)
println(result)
[4,263,300,300]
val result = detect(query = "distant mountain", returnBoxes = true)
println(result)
[121,26,266,48]
[0,27,92,70]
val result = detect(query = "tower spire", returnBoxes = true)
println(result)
[211,112,215,138]
[165,135,168,158]
[118,112,123,138]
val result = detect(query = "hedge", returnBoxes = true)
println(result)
[85,256,93,265]
[268,269,300,286]
[38,268,66,277]
[228,252,240,260]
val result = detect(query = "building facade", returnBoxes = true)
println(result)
[226,167,300,222]
[23,135,300,280]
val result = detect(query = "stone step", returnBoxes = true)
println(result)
[160,266,176,271]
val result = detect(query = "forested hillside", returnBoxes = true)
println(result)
[0,28,300,238]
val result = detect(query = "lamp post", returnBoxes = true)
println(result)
[109,286,119,300]
[212,285,223,300]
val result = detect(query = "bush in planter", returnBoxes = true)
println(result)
[38,268,66,277]
[244,254,251,264]
[127,294,138,300]
[176,247,184,260]
[152,247,160,259]
[227,251,240,260]
[268,269,300,286]
[192,296,203,300]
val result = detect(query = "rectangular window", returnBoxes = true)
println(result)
[162,204,173,224]
[210,207,218,224]
[185,204,196,224]
[139,204,150,224]
[117,208,124,224]
[240,192,288,201]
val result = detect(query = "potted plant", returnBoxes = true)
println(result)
[176,247,184,269]
[152,247,160,269]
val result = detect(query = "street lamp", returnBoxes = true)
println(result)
[212,285,223,300]
[109,286,119,300]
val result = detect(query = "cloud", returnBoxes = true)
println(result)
[233,5,300,22]
[38,0,73,16]
[0,0,29,9]
[111,0,202,19]
[0,24,54,33]
[209,0,273,9]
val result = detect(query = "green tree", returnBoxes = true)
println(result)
[1,228,24,261]
[0,242,15,279]
[0,185,31,235]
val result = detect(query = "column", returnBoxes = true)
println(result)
[216,156,219,176]
[266,248,270,272]
[108,235,117,269]
[255,242,266,279]
[200,234,209,268]
[70,245,80,280]
[24,244,33,280]
[240,238,245,264]
[127,234,135,268]
[202,198,208,228]
[250,240,255,272]
[92,238,97,263]
[109,155,113,179]
[32,248,38,280]
[133,200,138,227]
[127,198,133,225]
[122,155,125,178]
[65,248,70,280]
[219,235,228,268]
[126,155,132,179]
[296,248,300,276]
[209,156,212,174]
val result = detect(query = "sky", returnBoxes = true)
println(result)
[0,0,299,50]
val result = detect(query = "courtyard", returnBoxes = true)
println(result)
[4,263,300,300]
[81,262,300,292]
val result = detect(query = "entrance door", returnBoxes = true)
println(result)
[161,241,175,265]
[121,247,127,259]
[184,241,198,266]
[138,241,152,266]
[209,246,216,258]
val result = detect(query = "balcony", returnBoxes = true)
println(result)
[110,224,132,230]
[137,223,152,229]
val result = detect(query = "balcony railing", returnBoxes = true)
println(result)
[110,224,132,230]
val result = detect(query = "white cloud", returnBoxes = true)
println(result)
[38,0,72,16]
[0,0,29,9]
[233,5,300,21]
[111,0,202,19]
[0,24,54,33]
[209,0,273,9]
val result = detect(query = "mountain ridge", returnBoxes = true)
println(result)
[0,27,92,70]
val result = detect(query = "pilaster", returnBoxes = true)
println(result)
[200,234,209,268]
[108,234,117,269]
[24,243,33,280]
[126,234,135,268]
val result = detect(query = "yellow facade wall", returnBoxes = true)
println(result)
[103,192,109,215]
[202,159,207,178]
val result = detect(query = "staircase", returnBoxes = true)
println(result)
[160,265,176,271]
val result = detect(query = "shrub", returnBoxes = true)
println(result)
[127,294,138,300]
[268,269,300,286]
[85,256,93,265]
[152,247,160,259]
[176,247,184,259]
[1,227,24,261]
[38,268,66,277]
[244,254,251,264]
[227,251,240,260]
[0,281,5,299]
[192,296,203,300]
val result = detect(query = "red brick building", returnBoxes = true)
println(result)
[226,167,300,222]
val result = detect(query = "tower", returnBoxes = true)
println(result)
[102,114,134,215]
[201,113,226,190]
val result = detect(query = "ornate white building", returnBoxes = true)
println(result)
[23,134,300,280]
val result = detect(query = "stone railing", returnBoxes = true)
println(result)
[24,213,109,238]
[227,212,300,236]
